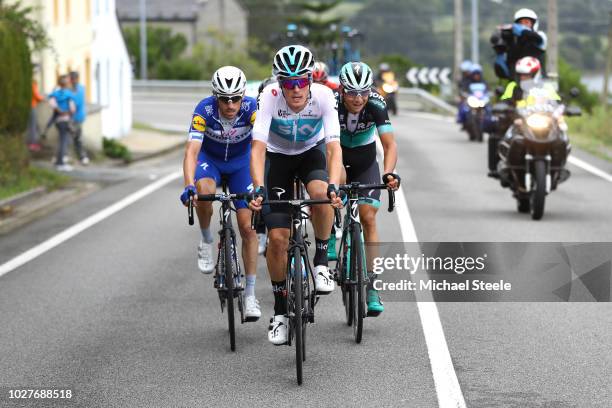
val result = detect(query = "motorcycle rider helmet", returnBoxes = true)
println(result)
[460,60,473,73]
[273,45,315,78]
[379,62,390,72]
[211,66,247,97]
[313,61,329,82]
[515,57,540,77]
[470,63,483,75]
[339,62,374,92]
[514,8,538,28]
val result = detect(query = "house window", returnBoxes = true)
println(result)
[65,0,70,24]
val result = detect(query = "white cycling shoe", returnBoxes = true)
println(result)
[314,265,335,294]
[198,239,215,274]
[268,315,288,345]
[244,296,261,322]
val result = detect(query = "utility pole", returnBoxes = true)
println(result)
[547,0,558,78]
[471,0,479,64]
[602,11,612,108]
[139,0,147,80]
[454,0,464,85]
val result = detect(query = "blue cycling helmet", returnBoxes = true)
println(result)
[273,45,315,78]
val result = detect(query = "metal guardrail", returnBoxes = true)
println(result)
[133,80,456,115]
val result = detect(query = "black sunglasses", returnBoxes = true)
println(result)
[217,95,243,104]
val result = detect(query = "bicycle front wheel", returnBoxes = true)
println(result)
[223,229,236,352]
[351,225,366,343]
[291,247,304,385]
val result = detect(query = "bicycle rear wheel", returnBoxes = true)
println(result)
[351,225,365,343]
[292,247,304,385]
[223,229,236,352]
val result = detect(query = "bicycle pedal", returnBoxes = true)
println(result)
[244,316,260,323]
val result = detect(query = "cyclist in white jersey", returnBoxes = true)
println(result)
[249,45,343,345]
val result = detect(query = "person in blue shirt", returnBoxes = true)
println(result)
[48,75,76,171]
[69,71,89,165]
[180,66,261,321]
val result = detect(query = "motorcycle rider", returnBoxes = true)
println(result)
[375,63,399,115]
[490,8,546,80]
[496,57,561,183]
[457,63,489,129]
[500,57,559,107]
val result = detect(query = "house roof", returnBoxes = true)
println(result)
[116,0,206,22]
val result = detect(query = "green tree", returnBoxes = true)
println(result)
[123,26,188,79]
[558,58,598,113]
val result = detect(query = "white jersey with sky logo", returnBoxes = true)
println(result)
[253,82,340,155]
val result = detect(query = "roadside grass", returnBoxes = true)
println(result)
[0,166,70,201]
[567,106,612,162]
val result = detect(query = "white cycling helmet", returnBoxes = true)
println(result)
[273,45,315,78]
[515,57,541,76]
[339,62,373,92]
[514,8,538,25]
[211,66,247,97]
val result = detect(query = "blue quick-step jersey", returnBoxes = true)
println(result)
[188,95,257,161]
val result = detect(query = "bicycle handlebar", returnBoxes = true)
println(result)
[197,192,252,201]
[338,183,396,213]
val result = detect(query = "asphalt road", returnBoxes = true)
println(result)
[0,95,611,407]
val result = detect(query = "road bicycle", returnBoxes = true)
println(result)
[334,182,395,343]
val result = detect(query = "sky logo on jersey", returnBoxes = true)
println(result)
[192,115,206,132]
[271,119,322,142]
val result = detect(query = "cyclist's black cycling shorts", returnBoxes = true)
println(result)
[263,141,328,229]
[343,142,381,206]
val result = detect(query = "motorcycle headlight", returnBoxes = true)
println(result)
[467,96,484,108]
[526,114,551,130]
[382,83,395,93]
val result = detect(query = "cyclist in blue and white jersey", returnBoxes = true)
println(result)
[249,45,343,345]
[180,66,261,321]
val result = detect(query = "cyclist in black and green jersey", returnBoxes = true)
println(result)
[329,61,400,316]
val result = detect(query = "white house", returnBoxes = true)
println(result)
[91,0,132,138]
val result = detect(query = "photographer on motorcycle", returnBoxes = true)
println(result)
[490,8,547,80]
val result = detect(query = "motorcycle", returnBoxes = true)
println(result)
[493,84,581,220]
[377,71,399,115]
[462,82,490,142]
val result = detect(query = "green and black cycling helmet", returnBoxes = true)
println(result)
[273,45,315,78]
[339,62,373,92]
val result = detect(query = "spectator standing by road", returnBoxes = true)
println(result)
[48,75,76,171]
[69,71,89,165]
[27,71,44,152]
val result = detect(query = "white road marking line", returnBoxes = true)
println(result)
[568,156,612,183]
[376,141,467,408]
[0,171,182,278]
[407,110,612,184]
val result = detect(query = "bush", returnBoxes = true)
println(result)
[0,15,32,186]
[103,138,132,163]
[558,58,598,113]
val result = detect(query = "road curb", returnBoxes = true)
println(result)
[0,187,46,209]
[0,182,100,236]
